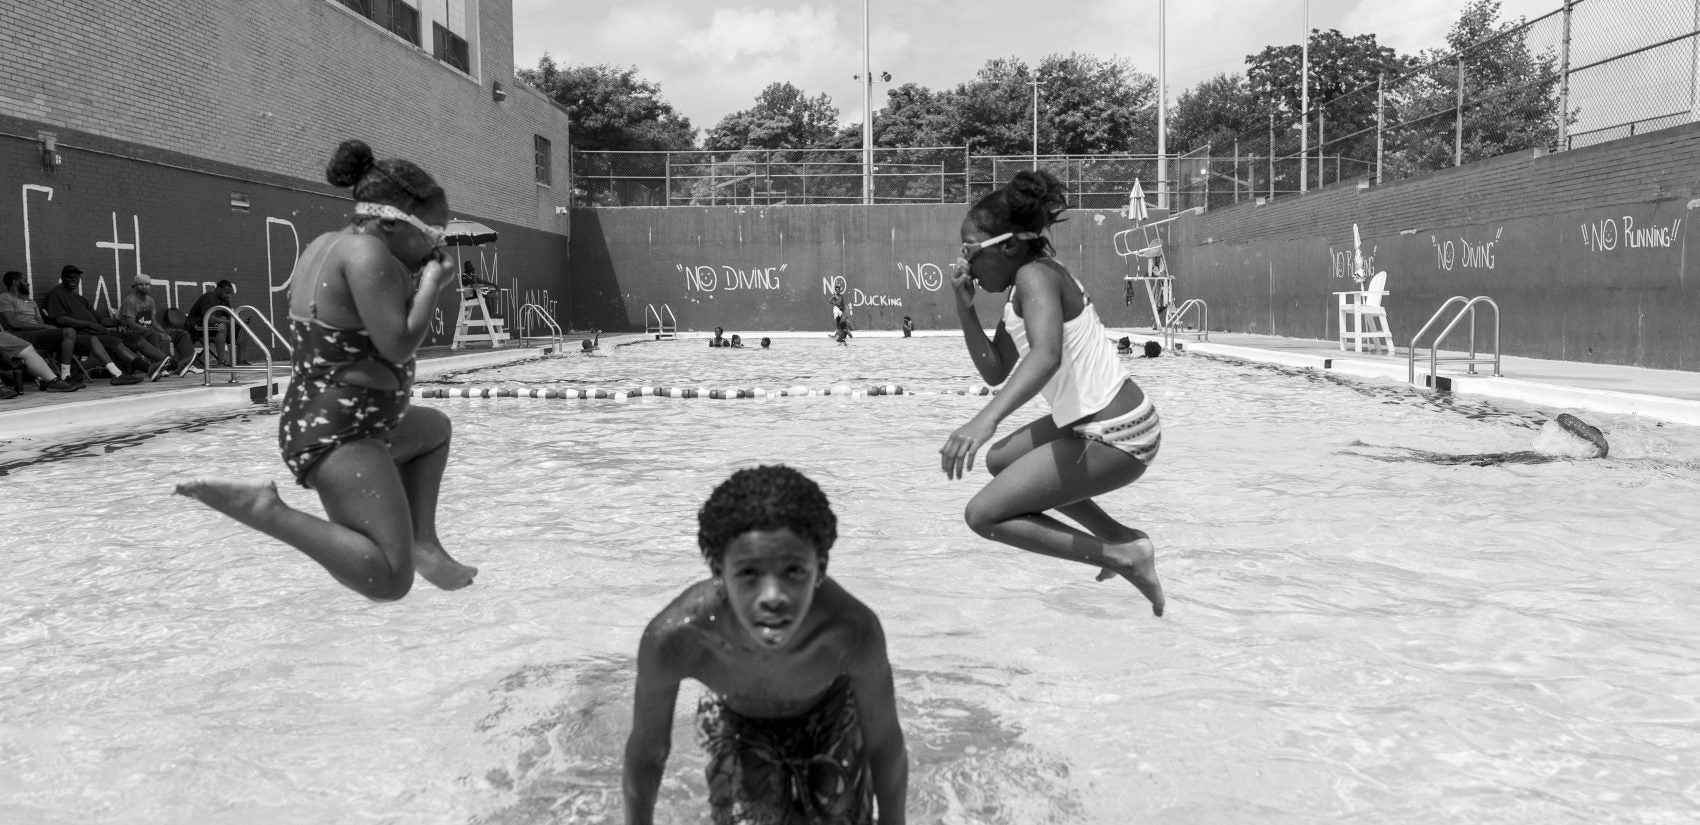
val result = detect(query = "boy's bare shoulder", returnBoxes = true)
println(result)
[813,579,886,649]
[639,580,722,664]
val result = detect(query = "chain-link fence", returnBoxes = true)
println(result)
[575,0,1695,210]
[1178,0,1699,211]
[573,147,973,207]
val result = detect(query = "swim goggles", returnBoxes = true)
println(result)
[960,231,1039,263]
[354,202,447,248]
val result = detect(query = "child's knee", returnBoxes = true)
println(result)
[962,501,1001,539]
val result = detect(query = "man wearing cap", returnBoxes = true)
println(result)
[186,279,242,366]
[42,264,154,383]
[120,273,199,377]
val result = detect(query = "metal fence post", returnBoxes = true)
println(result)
[1268,108,1276,200]
[1454,56,1466,167]
[1560,0,1573,149]
[1318,105,1326,188]
[1233,139,1241,203]
[1376,73,1384,185]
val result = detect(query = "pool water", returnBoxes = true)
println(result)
[3,337,1699,824]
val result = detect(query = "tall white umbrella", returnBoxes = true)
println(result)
[1129,179,1150,223]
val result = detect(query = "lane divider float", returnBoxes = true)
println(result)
[412,383,998,400]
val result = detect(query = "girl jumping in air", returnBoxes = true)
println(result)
[940,170,1165,616]
[176,140,476,600]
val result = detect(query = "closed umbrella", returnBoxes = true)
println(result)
[1128,179,1149,223]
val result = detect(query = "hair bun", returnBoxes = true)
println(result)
[1006,170,1069,230]
[325,140,377,189]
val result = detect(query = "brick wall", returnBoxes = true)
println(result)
[0,128,571,350]
[0,0,571,232]
[1171,123,1700,371]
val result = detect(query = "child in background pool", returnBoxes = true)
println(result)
[176,139,476,600]
[941,169,1165,616]
[901,316,913,338]
[1115,336,1133,355]
[624,465,908,825]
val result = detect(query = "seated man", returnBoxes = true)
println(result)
[4,268,140,384]
[44,264,155,382]
[185,279,242,366]
[1,328,80,393]
[120,273,199,376]
[1,270,80,381]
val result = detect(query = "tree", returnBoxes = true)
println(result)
[1246,29,1411,182]
[1036,53,1159,156]
[1383,0,1564,176]
[1170,72,1263,153]
[516,56,697,205]
[516,55,696,152]
[702,83,840,151]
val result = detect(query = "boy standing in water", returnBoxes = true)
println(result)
[624,465,907,825]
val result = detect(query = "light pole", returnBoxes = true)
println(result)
[1029,78,1044,170]
[862,0,872,204]
[1300,0,1310,193]
[1156,0,1167,210]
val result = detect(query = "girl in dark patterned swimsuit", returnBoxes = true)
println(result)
[176,140,476,600]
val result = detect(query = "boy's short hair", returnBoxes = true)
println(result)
[698,465,837,564]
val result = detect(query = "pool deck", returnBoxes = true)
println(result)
[7,329,1700,438]
[1114,327,1700,426]
[0,340,566,439]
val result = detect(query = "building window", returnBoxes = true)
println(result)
[338,0,420,47]
[535,136,552,185]
[433,23,469,73]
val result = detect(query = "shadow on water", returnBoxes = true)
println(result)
[467,658,1082,825]
[1339,441,1568,467]
[0,405,276,477]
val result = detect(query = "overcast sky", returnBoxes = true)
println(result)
[510,0,1565,132]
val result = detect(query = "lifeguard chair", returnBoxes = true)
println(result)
[1114,179,1174,332]
[452,287,505,349]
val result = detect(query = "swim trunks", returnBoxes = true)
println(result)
[1074,394,1161,466]
[696,674,873,825]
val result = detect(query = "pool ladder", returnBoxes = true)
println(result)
[1161,298,1208,351]
[516,303,565,350]
[645,303,677,340]
[200,304,293,401]
[1407,295,1501,389]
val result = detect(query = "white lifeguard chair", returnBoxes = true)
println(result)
[1114,182,1176,332]
[452,287,505,349]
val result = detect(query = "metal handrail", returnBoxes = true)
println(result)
[200,305,288,399]
[1407,295,1501,386]
[1161,298,1209,350]
[645,303,677,339]
[236,304,292,356]
[516,303,564,348]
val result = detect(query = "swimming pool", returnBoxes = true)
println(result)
[3,336,1698,823]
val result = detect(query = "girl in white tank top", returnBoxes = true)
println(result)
[940,170,1165,617]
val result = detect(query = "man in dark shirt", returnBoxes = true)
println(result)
[39,265,151,382]
[186,279,241,365]
[0,270,81,380]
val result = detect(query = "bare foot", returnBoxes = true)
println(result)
[174,477,287,525]
[413,538,477,590]
[1095,536,1165,617]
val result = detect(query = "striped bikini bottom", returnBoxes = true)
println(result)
[1074,396,1161,466]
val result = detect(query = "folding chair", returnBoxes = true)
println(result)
[162,307,206,376]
